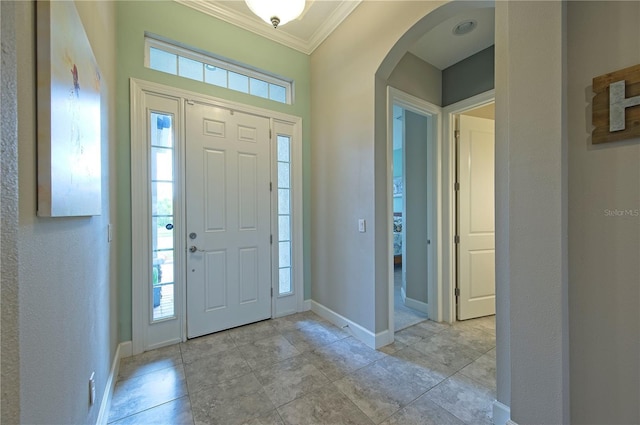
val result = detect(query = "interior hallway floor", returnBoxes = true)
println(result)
[108,310,496,425]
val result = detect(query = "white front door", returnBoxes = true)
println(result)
[185,102,272,338]
[457,114,495,320]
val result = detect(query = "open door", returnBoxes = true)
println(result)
[457,114,495,320]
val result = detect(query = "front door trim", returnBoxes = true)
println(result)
[131,78,303,355]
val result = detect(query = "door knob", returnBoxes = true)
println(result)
[189,246,198,253]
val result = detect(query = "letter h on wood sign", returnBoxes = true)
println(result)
[592,64,640,144]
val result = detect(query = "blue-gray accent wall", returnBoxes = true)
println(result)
[442,45,495,106]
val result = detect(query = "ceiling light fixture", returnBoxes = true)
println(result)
[452,19,477,36]
[245,0,305,29]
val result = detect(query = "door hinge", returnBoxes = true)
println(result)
[270,182,273,192]
[455,288,460,297]
[270,234,273,244]
[455,182,460,191]
[270,129,272,139]
[271,287,273,297]
[454,235,460,244]
[454,130,460,139]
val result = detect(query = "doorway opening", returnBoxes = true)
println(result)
[387,88,440,334]
[453,101,496,321]
[440,90,495,323]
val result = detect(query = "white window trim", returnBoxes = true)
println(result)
[131,78,303,354]
[271,119,304,316]
[144,35,293,104]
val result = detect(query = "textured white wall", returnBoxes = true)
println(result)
[1,1,21,423]
[567,2,640,423]
[15,1,118,423]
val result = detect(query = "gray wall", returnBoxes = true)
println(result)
[567,2,640,423]
[442,45,495,106]
[496,2,569,423]
[311,0,451,335]
[389,52,442,106]
[404,111,430,305]
[13,1,118,423]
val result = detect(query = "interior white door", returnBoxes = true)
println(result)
[457,114,495,320]
[185,102,272,338]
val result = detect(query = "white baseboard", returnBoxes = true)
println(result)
[96,342,127,425]
[375,328,393,348]
[400,287,429,315]
[118,341,132,359]
[311,300,391,349]
[302,299,311,311]
[492,400,511,425]
[404,296,429,314]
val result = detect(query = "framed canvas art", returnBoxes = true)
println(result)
[37,0,102,216]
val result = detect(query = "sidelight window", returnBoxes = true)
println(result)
[277,135,293,295]
[150,112,176,321]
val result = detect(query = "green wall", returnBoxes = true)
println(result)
[116,1,311,341]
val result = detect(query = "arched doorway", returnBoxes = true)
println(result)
[373,0,505,421]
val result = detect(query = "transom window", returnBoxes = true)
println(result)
[145,35,293,104]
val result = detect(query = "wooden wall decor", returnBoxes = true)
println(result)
[592,64,640,144]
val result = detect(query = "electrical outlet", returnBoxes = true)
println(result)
[358,219,366,233]
[89,372,96,406]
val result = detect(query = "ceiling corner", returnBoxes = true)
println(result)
[175,0,361,55]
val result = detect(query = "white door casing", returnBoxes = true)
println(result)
[271,119,302,318]
[131,79,303,354]
[386,87,440,338]
[131,88,184,353]
[457,114,496,320]
[185,102,272,338]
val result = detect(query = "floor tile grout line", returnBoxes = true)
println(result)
[457,370,498,397]
[375,383,435,425]
[331,379,380,425]
[422,382,472,425]
[423,374,495,425]
[107,395,192,425]
[114,366,177,386]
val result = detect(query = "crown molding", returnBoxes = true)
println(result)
[306,1,361,52]
[175,0,361,55]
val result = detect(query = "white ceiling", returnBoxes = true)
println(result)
[409,6,495,70]
[176,0,362,55]
[176,1,494,68]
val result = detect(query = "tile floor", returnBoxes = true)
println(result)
[108,311,496,425]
